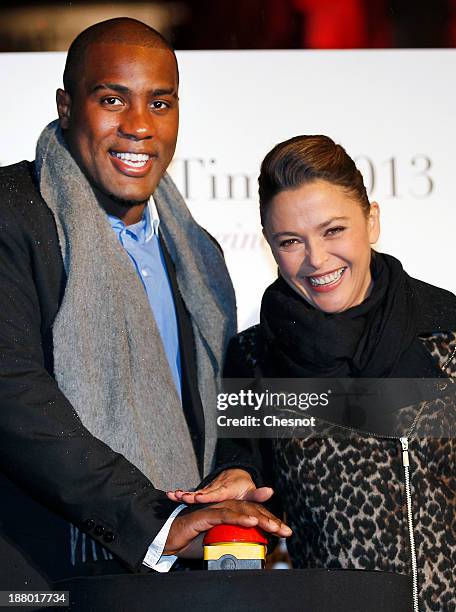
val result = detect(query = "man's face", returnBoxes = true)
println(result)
[58,42,179,203]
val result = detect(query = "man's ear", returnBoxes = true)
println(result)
[56,88,71,130]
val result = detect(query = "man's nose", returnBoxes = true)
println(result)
[305,239,329,270]
[118,104,154,140]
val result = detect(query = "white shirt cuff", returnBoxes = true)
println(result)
[142,504,186,572]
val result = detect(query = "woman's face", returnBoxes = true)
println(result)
[263,179,380,313]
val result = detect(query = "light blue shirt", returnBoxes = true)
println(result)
[107,200,182,398]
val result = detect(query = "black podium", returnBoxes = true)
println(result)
[55,569,412,612]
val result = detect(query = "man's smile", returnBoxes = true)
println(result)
[109,150,156,176]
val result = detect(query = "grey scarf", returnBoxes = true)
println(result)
[35,120,236,491]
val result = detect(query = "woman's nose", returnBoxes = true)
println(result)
[305,240,329,270]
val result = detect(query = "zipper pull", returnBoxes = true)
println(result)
[400,437,409,467]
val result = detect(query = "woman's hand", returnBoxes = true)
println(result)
[166,468,274,504]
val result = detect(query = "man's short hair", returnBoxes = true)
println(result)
[63,17,178,97]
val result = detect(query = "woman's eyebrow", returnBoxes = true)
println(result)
[316,216,349,230]
[271,231,298,239]
[272,216,349,238]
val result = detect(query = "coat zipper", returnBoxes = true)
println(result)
[313,404,425,611]
[400,437,419,612]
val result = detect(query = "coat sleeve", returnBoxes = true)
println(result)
[0,192,179,572]
[212,332,274,490]
[216,332,284,544]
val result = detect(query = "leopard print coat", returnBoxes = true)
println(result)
[226,328,456,611]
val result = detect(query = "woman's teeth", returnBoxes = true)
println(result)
[308,267,346,286]
[111,152,150,167]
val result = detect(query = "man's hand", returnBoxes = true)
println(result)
[164,499,291,558]
[166,468,273,504]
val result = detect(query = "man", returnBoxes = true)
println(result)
[0,18,290,588]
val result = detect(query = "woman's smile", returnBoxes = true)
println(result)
[305,266,347,292]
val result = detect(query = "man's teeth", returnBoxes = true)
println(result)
[308,268,345,286]
[112,152,150,167]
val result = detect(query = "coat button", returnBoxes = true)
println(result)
[94,525,105,536]
[103,531,115,543]
[83,519,95,531]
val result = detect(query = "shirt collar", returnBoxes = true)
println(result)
[147,196,160,239]
[107,197,160,243]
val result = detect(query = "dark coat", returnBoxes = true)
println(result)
[225,319,456,610]
[0,161,240,588]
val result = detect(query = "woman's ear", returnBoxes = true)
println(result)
[367,202,380,245]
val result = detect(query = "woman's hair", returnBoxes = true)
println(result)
[258,135,370,225]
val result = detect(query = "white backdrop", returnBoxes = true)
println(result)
[1,50,455,329]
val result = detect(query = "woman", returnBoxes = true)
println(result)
[170,136,456,611]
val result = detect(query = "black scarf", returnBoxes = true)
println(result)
[260,253,456,379]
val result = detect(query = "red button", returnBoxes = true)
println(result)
[203,525,268,546]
